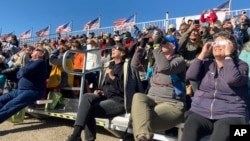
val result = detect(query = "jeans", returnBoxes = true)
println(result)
[181,111,248,141]
[131,93,185,140]
[74,93,125,141]
[0,89,44,123]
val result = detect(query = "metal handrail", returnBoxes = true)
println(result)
[62,46,114,76]
[62,46,114,106]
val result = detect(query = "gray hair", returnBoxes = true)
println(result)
[213,31,239,58]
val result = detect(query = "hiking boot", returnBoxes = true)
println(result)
[66,135,82,141]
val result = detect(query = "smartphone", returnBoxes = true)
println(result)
[194,19,200,25]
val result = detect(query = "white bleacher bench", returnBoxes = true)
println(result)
[35,100,53,105]
[106,114,183,141]
[109,114,211,141]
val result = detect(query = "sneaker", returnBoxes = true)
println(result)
[66,135,82,141]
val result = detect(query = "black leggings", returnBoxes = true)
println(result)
[181,111,248,141]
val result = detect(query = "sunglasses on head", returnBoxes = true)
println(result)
[114,46,123,51]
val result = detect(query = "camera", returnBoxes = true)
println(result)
[194,19,200,25]
[133,25,143,39]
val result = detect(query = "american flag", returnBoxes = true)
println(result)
[56,22,72,34]
[213,0,230,15]
[114,15,135,31]
[83,17,100,30]
[19,29,32,39]
[36,26,50,37]
[0,32,14,41]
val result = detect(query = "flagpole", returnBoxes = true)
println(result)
[99,15,101,28]
[229,0,232,11]
[87,25,90,37]
[165,11,169,32]
[130,13,136,32]
[70,21,73,36]
[134,13,137,25]
[31,28,33,38]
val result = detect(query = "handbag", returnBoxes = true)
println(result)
[8,108,26,123]
[47,65,62,88]
[45,91,62,110]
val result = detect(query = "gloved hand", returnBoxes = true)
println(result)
[140,37,149,48]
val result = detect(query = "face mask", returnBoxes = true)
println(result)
[87,44,92,50]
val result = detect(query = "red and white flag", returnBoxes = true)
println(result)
[19,29,32,39]
[36,26,50,37]
[114,15,136,31]
[83,17,100,30]
[0,32,14,41]
[56,22,72,34]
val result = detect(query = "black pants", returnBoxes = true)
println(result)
[181,111,248,141]
[74,93,125,141]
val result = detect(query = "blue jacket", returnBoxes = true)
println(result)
[187,58,249,119]
[17,59,47,92]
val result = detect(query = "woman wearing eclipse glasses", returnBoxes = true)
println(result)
[181,31,249,141]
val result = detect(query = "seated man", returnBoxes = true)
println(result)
[0,46,47,123]
[131,36,186,141]
[67,44,143,141]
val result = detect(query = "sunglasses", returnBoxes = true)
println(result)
[35,48,45,53]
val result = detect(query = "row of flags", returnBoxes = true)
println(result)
[0,14,136,40]
[0,0,231,40]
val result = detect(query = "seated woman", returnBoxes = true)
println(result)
[181,31,249,141]
[66,44,143,141]
[131,36,186,141]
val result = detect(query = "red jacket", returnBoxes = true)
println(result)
[200,12,218,23]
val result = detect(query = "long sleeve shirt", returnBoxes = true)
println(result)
[187,58,249,119]
[102,61,124,103]
[17,59,47,92]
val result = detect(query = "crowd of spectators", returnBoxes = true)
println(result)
[0,9,250,141]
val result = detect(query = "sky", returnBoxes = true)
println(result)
[0,0,249,37]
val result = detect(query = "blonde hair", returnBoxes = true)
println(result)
[243,41,250,52]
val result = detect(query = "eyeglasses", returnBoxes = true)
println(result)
[223,22,232,25]
[211,40,227,46]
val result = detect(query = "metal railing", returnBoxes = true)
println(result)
[19,8,250,45]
